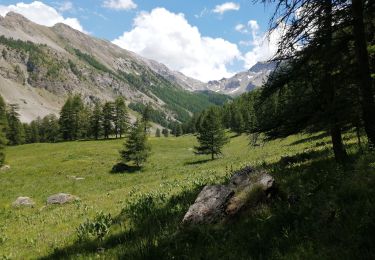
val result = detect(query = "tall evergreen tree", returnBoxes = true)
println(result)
[230,106,245,134]
[114,96,130,138]
[71,95,85,140]
[102,101,114,139]
[90,102,103,140]
[42,114,60,143]
[59,96,74,141]
[141,103,152,133]
[120,120,151,167]
[162,128,169,137]
[0,95,8,165]
[155,128,161,137]
[194,107,229,160]
[6,104,24,145]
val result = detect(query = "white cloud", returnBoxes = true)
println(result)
[112,8,240,82]
[213,2,240,15]
[58,1,73,12]
[103,0,137,10]
[0,1,86,32]
[241,20,282,68]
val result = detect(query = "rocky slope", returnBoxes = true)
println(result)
[206,61,277,96]
[0,12,228,122]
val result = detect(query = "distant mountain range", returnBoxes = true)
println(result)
[0,12,274,123]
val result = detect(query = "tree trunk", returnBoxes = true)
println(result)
[352,0,375,147]
[331,125,347,163]
[322,0,348,163]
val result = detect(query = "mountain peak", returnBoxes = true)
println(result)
[4,12,30,23]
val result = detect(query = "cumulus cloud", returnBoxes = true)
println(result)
[112,8,240,82]
[58,1,73,12]
[103,0,137,10]
[0,1,86,32]
[213,2,240,15]
[241,20,282,68]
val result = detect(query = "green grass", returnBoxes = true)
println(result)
[0,132,374,259]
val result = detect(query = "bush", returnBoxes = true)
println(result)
[76,212,113,241]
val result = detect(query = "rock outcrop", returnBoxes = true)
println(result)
[182,167,275,225]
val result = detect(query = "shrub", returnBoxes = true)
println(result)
[76,212,113,241]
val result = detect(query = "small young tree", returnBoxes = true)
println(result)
[162,128,169,137]
[0,95,8,165]
[194,107,229,160]
[114,97,130,138]
[155,128,161,137]
[102,102,114,139]
[120,120,151,167]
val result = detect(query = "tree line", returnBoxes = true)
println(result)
[0,95,131,147]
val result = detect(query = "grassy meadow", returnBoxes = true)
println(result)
[0,132,374,259]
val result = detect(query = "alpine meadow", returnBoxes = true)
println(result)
[0,0,375,259]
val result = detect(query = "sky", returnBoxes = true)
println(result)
[0,0,280,82]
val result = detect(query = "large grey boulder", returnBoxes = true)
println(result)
[12,197,35,207]
[182,185,234,225]
[47,193,78,205]
[182,167,275,225]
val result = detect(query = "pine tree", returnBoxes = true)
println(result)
[162,128,169,137]
[230,106,245,134]
[114,97,130,138]
[6,104,24,145]
[102,102,114,139]
[59,96,74,140]
[141,103,152,133]
[0,95,8,165]
[120,120,151,167]
[90,102,103,140]
[155,128,161,137]
[71,95,85,140]
[194,107,229,160]
[42,114,60,142]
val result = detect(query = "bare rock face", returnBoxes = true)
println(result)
[182,185,234,225]
[182,167,275,225]
[47,193,78,205]
[12,197,35,207]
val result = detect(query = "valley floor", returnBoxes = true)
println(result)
[0,133,374,259]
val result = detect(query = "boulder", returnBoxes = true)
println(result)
[47,193,78,205]
[182,167,275,225]
[12,197,35,207]
[0,165,10,171]
[182,185,234,225]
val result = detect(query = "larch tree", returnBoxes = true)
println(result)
[114,96,130,138]
[0,95,7,165]
[194,107,229,160]
[120,120,151,167]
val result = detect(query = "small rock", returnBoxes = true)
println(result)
[12,197,35,207]
[47,193,78,205]
[182,185,234,225]
[0,165,10,171]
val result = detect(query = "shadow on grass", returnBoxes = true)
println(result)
[184,159,212,165]
[110,162,141,174]
[42,144,375,259]
[288,132,330,146]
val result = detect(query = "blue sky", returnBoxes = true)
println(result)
[0,0,279,82]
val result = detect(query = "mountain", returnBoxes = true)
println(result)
[0,12,229,123]
[205,61,277,96]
